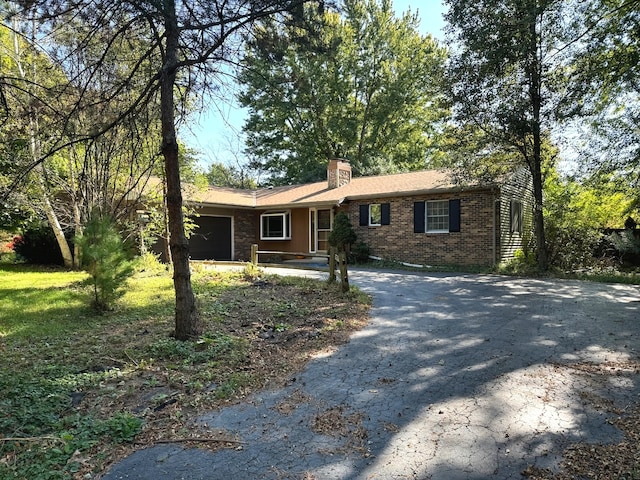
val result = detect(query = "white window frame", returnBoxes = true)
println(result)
[425,200,449,233]
[260,211,291,240]
[369,203,382,226]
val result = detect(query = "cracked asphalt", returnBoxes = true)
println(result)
[103,268,640,479]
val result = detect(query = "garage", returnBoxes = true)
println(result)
[189,216,232,260]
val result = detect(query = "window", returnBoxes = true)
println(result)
[359,203,390,226]
[510,200,523,233]
[426,200,449,232]
[260,211,291,240]
[369,204,382,226]
[413,199,461,233]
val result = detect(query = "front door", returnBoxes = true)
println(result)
[310,209,332,253]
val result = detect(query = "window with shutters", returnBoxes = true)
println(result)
[414,199,460,234]
[359,203,390,226]
[426,200,449,233]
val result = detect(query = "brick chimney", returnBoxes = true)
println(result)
[327,158,351,189]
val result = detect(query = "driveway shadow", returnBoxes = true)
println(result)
[103,270,640,480]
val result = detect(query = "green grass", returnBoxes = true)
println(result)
[0,264,89,337]
[0,264,369,479]
[0,265,185,479]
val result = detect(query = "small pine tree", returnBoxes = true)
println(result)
[77,214,134,312]
[328,211,357,252]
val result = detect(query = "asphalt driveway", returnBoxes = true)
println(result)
[103,269,640,479]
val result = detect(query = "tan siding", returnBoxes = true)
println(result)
[497,169,534,261]
[257,208,309,254]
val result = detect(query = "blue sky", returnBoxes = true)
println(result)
[182,1,447,168]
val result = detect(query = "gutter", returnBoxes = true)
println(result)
[493,192,498,266]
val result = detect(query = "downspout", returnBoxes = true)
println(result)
[492,189,498,267]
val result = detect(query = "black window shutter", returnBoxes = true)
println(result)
[381,203,391,225]
[449,199,461,232]
[359,204,369,226]
[413,202,425,233]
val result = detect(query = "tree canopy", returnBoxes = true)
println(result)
[238,0,449,185]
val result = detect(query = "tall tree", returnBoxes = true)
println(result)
[444,0,573,272]
[7,0,306,340]
[239,0,449,185]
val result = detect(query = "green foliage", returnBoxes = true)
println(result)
[239,0,449,184]
[134,252,167,277]
[543,169,637,271]
[77,214,134,312]
[12,224,65,265]
[545,222,602,272]
[604,230,640,266]
[0,367,142,480]
[242,261,263,281]
[498,248,537,275]
[206,162,257,189]
[349,241,371,263]
[213,373,254,400]
[562,0,639,201]
[328,211,357,252]
[444,0,576,271]
[147,333,247,366]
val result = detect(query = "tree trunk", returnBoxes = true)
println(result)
[530,152,548,272]
[161,0,200,340]
[529,16,549,273]
[37,168,75,268]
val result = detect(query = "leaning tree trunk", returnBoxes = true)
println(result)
[12,16,75,268]
[36,168,75,268]
[160,0,201,340]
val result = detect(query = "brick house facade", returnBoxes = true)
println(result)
[184,161,533,267]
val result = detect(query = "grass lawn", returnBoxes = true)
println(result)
[0,263,370,479]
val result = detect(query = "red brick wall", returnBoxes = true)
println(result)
[349,190,498,267]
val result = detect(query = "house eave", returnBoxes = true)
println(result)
[340,184,500,202]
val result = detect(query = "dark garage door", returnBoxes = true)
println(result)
[189,216,232,260]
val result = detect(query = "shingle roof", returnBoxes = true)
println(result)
[188,169,493,209]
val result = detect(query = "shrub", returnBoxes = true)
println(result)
[349,241,371,263]
[12,225,65,265]
[499,248,537,275]
[76,214,134,312]
[546,220,601,272]
[329,211,357,252]
[134,251,167,276]
[604,229,640,266]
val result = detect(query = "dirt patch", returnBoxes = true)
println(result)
[311,405,369,456]
[273,389,312,415]
[523,360,640,479]
[69,273,370,478]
